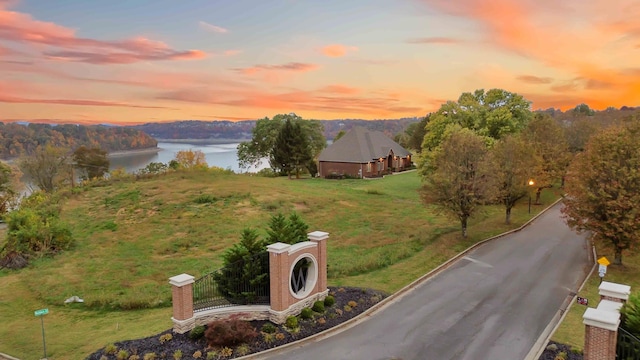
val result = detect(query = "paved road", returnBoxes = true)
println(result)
[257,203,592,360]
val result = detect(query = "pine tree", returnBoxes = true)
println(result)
[266,213,292,244]
[288,212,309,243]
[213,228,269,304]
[271,119,312,179]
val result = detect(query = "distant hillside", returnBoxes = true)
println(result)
[0,123,157,159]
[130,118,421,141]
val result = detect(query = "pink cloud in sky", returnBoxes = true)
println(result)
[232,62,319,75]
[0,2,206,64]
[198,21,229,33]
[321,44,358,57]
[0,94,172,109]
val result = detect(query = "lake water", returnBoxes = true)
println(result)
[109,142,268,174]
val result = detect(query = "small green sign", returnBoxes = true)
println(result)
[34,308,49,316]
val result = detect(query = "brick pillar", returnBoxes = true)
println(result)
[583,304,620,360]
[169,273,195,333]
[308,231,329,293]
[599,281,630,303]
[267,242,291,312]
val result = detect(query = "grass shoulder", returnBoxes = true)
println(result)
[551,243,640,351]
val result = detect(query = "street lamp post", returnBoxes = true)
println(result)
[528,179,535,214]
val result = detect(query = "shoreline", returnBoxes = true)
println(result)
[154,138,249,145]
[2,138,250,161]
[108,147,161,158]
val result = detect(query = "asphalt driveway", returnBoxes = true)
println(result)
[256,202,592,360]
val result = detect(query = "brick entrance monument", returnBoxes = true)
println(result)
[169,231,329,333]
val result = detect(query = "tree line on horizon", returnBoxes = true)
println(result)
[0,122,157,159]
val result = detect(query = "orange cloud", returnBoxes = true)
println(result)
[419,0,640,109]
[517,75,553,84]
[406,37,462,44]
[0,2,206,64]
[319,84,360,95]
[0,94,172,109]
[157,86,424,117]
[321,44,358,57]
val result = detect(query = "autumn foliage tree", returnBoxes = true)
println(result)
[487,135,537,224]
[522,113,570,201]
[421,127,493,238]
[174,149,208,170]
[562,120,640,265]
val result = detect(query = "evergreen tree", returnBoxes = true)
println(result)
[271,119,313,179]
[288,212,309,243]
[621,293,640,337]
[266,212,309,244]
[213,228,269,304]
[265,213,292,244]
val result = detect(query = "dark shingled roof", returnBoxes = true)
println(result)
[318,126,411,163]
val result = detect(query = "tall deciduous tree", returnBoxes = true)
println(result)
[422,89,532,152]
[562,121,640,265]
[17,145,71,192]
[487,135,537,224]
[237,113,325,172]
[523,113,570,201]
[73,146,110,180]
[271,119,313,179]
[421,127,493,238]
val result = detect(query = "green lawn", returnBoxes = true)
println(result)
[0,170,561,359]
[551,243,640,350]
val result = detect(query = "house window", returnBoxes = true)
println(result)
[367,162,372,172]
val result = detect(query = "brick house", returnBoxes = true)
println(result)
[317,126,412,178]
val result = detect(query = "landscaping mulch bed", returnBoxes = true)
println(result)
[86,287,387,360]
[537,341,583,360]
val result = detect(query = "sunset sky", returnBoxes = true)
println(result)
[1,0,639,124]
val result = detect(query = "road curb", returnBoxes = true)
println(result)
[243,197,566,359]
[523,241,597,360]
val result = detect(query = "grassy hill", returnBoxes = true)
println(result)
[0,170,560,359]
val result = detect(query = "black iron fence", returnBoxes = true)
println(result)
[618,327,640,360]
[193,252,270,312]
